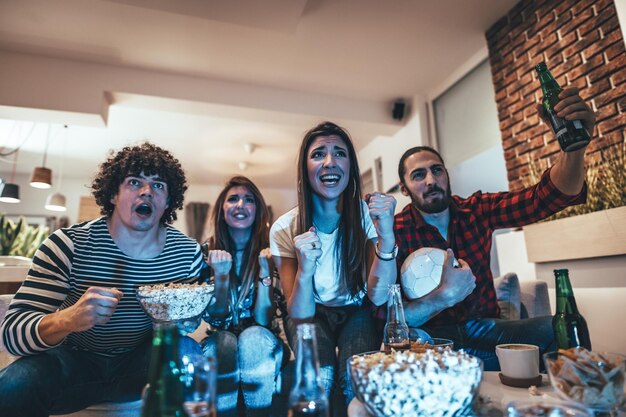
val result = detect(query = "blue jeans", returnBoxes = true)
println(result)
[421,316,555,371]
[285,303,382,411]
[0,335,201,417]
[203,325,285,417]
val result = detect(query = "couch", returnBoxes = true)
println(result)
[0,273,550,416]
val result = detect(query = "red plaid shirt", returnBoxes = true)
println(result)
[394,167,586,326]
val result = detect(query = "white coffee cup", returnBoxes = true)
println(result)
[495,343,540,379]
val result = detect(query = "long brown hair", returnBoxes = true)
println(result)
[296,121,368,298]
[206,176,270,307]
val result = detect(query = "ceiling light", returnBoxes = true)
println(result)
[238,161,249,171]
[243,143,256,154]
[0,183,20,203]
[45,192,67,211]
[30,124,53,189]
[45,125,69,212]
[30,167,52,189]
[0,151,21,203]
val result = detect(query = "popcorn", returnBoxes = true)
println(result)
[137,282,214,321]
[350,349,482,417]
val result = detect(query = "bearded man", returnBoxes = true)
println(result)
[393,87,595,370]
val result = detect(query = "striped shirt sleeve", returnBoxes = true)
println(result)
[1,228,74,356]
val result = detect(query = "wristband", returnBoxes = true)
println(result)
[375,244,398,261]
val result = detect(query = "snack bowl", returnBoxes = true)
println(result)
[543,348,625,413]
[506,399,591,417]
[137,282,214,332]
[410,337,454,353]
[348,349,482,417]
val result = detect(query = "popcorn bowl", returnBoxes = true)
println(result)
[136,282,214,333]
[543,349,625,413]
[349,349,483,417]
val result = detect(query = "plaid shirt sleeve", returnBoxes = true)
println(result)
[478,167,587,230]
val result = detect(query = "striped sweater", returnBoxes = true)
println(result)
[1,217,204,357]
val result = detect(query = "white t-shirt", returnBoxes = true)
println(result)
[269,200,377,307]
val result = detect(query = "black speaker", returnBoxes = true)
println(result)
[392,99,407,121]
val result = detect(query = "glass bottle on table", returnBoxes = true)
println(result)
[384,284,410,353]
[141,322,187,417]
[552,269,592,350]
[535,61,591,152]
[287,323,329,417]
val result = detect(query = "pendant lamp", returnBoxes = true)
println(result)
[0,151,21,203]
[30,124,53,189]
[45,125,68,212]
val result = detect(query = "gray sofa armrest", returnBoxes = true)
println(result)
[0,294,18,369]
[519,280,551,318]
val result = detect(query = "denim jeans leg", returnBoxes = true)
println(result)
[0,346,105,417]
[336,308,382,405]
[203,330,239,417]
[463,317,555,371]
[105,336,153,402]
[238,326,283,417]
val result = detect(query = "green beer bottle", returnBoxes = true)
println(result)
[552,269,592,350]
[141,323,187,417]
[535,62,590,152]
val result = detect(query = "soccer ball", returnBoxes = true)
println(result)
[400,247,447,300]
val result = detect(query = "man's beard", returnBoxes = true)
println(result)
[410,184,452,214]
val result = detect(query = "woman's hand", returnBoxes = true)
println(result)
[367,192,397,252]
[258,247,273,278]
[206,249,233,280]
[293,226,322,278]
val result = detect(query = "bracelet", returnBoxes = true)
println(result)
[205,312,233,330]
[375,243,398,261]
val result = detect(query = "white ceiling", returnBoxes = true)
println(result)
[0,0,518,188]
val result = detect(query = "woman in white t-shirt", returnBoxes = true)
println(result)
[270,121,397,411]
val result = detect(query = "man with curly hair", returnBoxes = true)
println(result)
[0,142,205,417]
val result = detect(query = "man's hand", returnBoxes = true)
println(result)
[437,249,476,308]
[366,192,397,251]
[61,287,123,333]
[206,249,233,280]
[537,86,596,137]
[293,227,322,277]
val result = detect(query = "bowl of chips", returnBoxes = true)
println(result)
[543,348,625,413]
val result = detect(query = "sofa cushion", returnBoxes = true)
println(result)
[493,273,521,320]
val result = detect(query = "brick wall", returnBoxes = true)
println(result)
[486,0,625,191]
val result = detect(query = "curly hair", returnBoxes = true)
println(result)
[91,142,187,225]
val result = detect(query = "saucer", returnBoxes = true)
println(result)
[498,372,543,388]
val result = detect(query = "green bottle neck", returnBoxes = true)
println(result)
[536,68,562,97]
[555,274,579,314]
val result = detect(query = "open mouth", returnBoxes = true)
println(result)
[319,174,341,185]
[135,204,153,216]
[232,212,247,220]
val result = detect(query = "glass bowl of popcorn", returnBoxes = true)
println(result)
[544,348,625,414]
[136,282,214,332]
[349,349,483,417]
